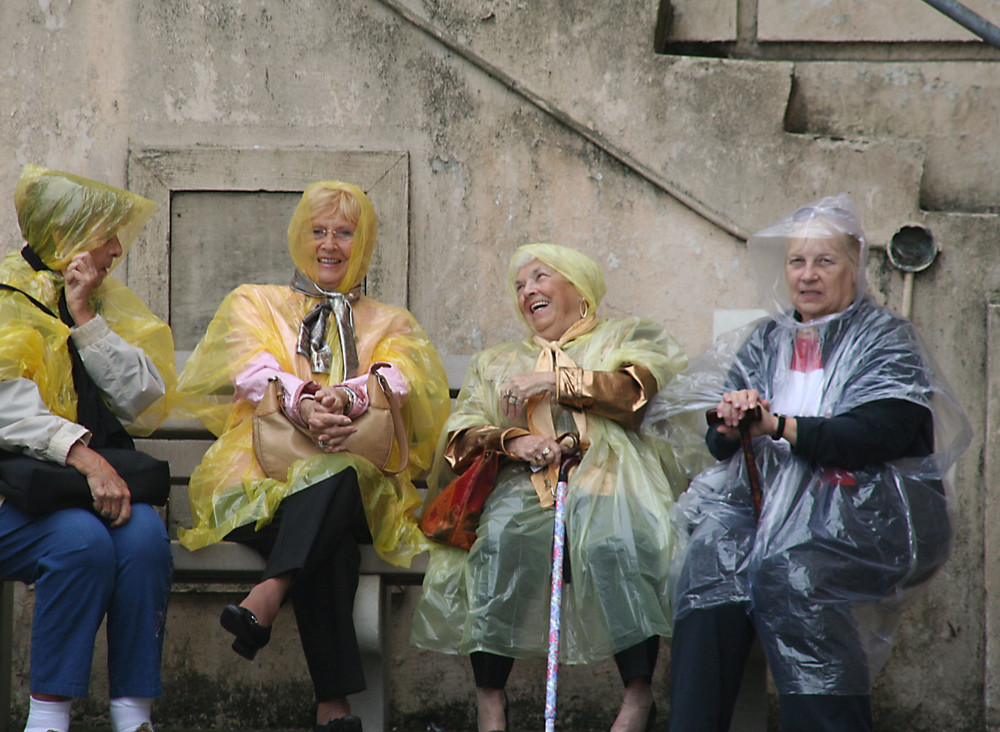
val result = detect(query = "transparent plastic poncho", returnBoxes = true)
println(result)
[0,165,176,434]
[411,244,690,663]
[642,195,971,694]
[176,181,450,568]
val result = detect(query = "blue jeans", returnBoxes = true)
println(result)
[0,502,172,698]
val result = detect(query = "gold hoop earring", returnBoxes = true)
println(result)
[579,299,589,318]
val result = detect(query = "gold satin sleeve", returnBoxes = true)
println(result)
[444,425,531,473]
[556,363,656,430]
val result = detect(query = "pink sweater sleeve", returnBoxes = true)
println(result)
[337,362,410,418]
[234,352,314,425]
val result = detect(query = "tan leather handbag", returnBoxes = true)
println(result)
[252,362,409,481]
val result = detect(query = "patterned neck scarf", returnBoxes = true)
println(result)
[290,270,361,379]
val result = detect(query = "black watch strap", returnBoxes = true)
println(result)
[772,414,786,441]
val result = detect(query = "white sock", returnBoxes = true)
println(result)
[110,697,154,732]
[25,696,72,732]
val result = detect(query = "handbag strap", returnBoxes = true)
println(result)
[369,363,410,476]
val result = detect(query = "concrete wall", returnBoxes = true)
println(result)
[1,0,998,729]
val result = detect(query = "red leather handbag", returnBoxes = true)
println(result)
[419,450,500,551]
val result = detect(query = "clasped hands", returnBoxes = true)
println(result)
[713,389,783,441]
[299,386,357,452]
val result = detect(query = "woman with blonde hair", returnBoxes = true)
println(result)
[178,180,449,732]
[413,243,688,732]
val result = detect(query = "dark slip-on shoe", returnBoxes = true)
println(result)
[220,603,272,660]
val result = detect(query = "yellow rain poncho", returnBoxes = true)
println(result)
[411,244,688,663]
[177,181,449,567]
[0,164,176,435]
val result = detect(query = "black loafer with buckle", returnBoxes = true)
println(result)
[219,604,272,660]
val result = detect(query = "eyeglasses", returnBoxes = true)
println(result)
[312,227,354,243]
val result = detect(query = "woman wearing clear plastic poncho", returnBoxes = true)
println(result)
[177,180,449,732]
[411,244,688,732]
[642,194,971,732]
[0,165,177,732]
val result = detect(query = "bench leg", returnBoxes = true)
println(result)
[0,579,13,732]
[351,575,387,732]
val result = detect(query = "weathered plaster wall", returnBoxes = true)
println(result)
[0,0,998,729]
[758,0,1000,42]
[788,62,1000,212]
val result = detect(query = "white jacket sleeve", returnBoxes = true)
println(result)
[70,315,166,423]
[0,378,90,465]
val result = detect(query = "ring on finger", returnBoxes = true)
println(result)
[542,447,551,457]
[508,395,518,404]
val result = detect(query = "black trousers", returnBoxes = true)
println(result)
[471,635,660,689]
[667,604,873,732]
[226,469,372,700]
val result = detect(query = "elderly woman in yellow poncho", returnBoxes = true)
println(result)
[177,180,449,732]
[0,165,176,732]
[411,244,688,732]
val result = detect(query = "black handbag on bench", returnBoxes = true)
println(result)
[0,283,170,516]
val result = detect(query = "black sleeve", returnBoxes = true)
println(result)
[792,398,933,469]
[705,398,932,468]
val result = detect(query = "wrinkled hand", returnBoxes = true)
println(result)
[67,443,131,526]
[301,397,356,452]
[63,252,101,326]
[713,389,774,440]
[504,434,566,469]
[313,385,352,415]
[499,372,557,420]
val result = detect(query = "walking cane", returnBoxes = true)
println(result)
[707,406,764,521]
[544,445,581,732]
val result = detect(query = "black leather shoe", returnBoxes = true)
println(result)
[219,604,271,660]
[312,715,363,732]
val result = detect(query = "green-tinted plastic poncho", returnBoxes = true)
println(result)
[411,243,689,662]
[642,194,972,694]
[0,164,176,434]
[176,181,450,567]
